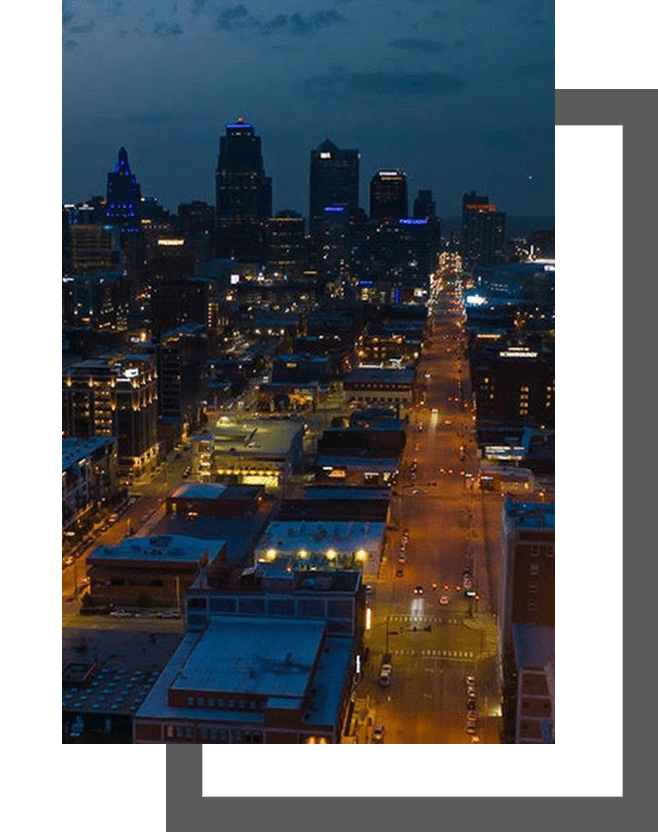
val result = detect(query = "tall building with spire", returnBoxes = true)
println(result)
[309,138,360,235]
[215,118,271,258]
[106,147,141,231]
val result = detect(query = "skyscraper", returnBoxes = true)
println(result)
[309,138,360,234]
[413,189,436,220]
[106,147,141,231]
[370,170,408,221]
[214,118,272,258]
[460,191,506,269]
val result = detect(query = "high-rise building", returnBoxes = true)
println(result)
[413,189,436,219]
[150,277,211,336]
[106,147,142,231]
[215,118,272,258]
[266,211,307,276]
[63,354,159,473]
[64,224,121,275]
[370,170,407,221]
[460,191,506,269]
[309,139,360,234]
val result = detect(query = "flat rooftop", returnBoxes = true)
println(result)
[170,617,324,697]
[199,418,303,456]
[170,482,262,501]
[343,367,416,385]
[149,508,272,567]
[89,535,225,565]
[63,436,115,472]
[256,519,386,558]
[63,629,183,717]
[505,500,555,530]
[512,624,555,668]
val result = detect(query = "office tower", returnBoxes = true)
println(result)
[63,354,159,473]
[156,323,208,433]
[64,223,121,275]
[309,139,360,234]
[177,201,215,235]
[370,170,408,220]
[266,210,307,275]
[150,278,211,336]
[215,117,272,258]
[460,191,506,269]
[105,147,142,231]
[413,189,436,219]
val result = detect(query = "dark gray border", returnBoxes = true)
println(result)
[166,89,645,825]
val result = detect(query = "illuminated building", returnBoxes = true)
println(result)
[215,118,272,258]
[370,169,407,220]
[64,223,121,275]
[510,625,555,743]
[63,354,159,473]
[177,200,215,234]
[105,147,141,231]
[460,191,506,268]
[62,436,118,531]
[265,210,307,276]
[309,138,360,234]
[62,271,130,331]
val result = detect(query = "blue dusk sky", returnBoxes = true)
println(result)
[62,0,554,219]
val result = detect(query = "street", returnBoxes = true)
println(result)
[353,273,503,744]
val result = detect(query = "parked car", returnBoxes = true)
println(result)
[372,725,385,743]
[396,568,404,578]
[414,586,424,595]
[109,609,132,618]
[159,610,180,619]
[439,596,450,605]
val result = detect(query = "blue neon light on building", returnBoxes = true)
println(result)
[324,206,345,213]
[399,218,428,225]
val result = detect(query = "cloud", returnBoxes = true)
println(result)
[190,0,213,12]
[389,38,445,54]
[69,20,95,34]
[154,20,183,36]
[212,5,347,36]
[303,70,465,97]
[62,7,74,28]
[63,39,78,51]
[213,4,254,30]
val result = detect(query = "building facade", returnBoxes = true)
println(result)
[309,138,360,235]
[370,170,408,220]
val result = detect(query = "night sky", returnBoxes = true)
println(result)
[62,0,554,219]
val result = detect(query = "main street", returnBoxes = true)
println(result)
[354,272,502,744]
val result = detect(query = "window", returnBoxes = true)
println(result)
[530,545,540,558]
[209,728,218,742]
[529,563,539,576]
[528,600,537,611]
[185,726,193,739]
[200,728,207,741]
[166,725,174,739]
[234,730,243,743]
[219,729,228,743]
[176,726,184,739]
[249,700,257,710]
[208,698,215,708]
[238,699,245,710]
[546,546,554,558]
[228,699,235,709]
[197,697,204,707]
[217,698,224,709]
[187,696,194,707]
[528,583,538,593]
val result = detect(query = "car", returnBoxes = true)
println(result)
[431,582,438,590]
[465,725,477,735]
[100,523,110,532]
[372,724,385,743]
[431,408,438,413]
[63,556,74,567]
[413,585,424,595]
[378,670,391,688]
[466,699,477,710]
[128,497,137,506]
[465,675,475,685]
[110,609,132,618]
[439,596,450,605]
[186,512,199,521]
[396,568,404,577]
[447,468,454,474]
[108,513,119,523]
[463,574,473,590]
[467,686,477,697]
[398,555,407,564]
[402,528,409,537]
[467,711,478,722]
[158,610,180,619]
[470,736,480,743]
[365,584,373,594]
[444,419,452,426]
[182,470,190,479]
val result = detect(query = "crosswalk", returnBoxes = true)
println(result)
[391,649,475,659]
[388,615,463,626]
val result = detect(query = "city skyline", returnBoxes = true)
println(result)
[62,0,554,216]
